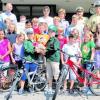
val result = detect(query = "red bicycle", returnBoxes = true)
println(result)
[52,54,100,100]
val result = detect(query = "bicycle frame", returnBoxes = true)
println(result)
[66,58,100,86]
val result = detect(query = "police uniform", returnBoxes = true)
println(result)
[86,1,100,33]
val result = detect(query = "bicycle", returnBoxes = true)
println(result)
[5,54,47,100]
[52,53,100,100]
[0,61,16,92]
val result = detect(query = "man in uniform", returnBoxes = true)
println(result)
[86,0,100,33]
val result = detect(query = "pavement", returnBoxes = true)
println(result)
[0,90,100,100]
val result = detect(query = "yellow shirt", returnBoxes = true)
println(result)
[86,14,100,33]
[34,33,50,46]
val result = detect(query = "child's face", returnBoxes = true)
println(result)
[58,29,64,35]
[18,35,25,43]
[39,24,45,33]
[9,24,15,32]
[69,37,75,44]
[58,12,65,19]
[27,34,34,40]
[53,19,60,26]
[25,23,32,28]
[84,34,90,42]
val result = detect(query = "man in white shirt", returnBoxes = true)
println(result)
[0,3,17,25]
[39,6,53,26]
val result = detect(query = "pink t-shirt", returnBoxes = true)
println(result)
[0,39,10,62]
[58,37,67,49]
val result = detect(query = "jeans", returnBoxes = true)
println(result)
[82,62,94,79]
[21,63,38,81]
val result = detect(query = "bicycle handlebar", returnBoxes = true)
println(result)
[13,53,40,65]
[60,50,96,63]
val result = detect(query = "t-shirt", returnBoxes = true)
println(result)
[62,43,81,63]
[57,37,67,49]
[13,43,24,61]
[0,39,10,62]
[39,16,53,26]
[34,34,49,46]
[81,41,95,62]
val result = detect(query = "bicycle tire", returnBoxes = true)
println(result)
[52,67,68,100]
[0,66,16,92]
[34,70,47,91]
[89,68,100,96]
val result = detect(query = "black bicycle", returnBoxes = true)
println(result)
[5,54,47,100]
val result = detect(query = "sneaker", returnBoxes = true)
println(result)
[81,87,89,93]
[48,88,53,94]
[27,88,33,93]
[69,89,74,94]
[86,90,92,95]
[18,88,24,95]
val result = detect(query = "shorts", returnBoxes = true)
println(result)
[21,63,38,81]
[63,64,77,80]
[82,62,94,78]
[46,61,60,80]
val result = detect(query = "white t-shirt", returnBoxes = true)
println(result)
[1,12,17,25]
[13,43,24,61]
[39,16,53,26]
[62,43,81,63]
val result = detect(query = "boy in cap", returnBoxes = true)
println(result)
[44,25,60,93]
[18,28,38,95]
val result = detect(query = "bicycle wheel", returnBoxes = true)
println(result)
[89,68,100,96]
[0,67,16,92]
[52,67,68,100]
[34,70,47,91]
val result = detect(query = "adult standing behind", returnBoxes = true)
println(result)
[0,3,17,25]
[75,7,88,26]
[86,1,100,33]
[39,6,53,26]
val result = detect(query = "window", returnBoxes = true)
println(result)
[12,4,56,20]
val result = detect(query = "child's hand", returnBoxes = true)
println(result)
[12,59,16,64]
[0,55,4,60]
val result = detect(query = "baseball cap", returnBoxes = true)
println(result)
[94,0,100,7]
[25,28,33,35]
[76,6,84,12]
[48,25,58,33]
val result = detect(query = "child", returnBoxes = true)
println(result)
[32,17,40,34]
[94,23,100,69]
[81,32,95,93]
[44,25,60,93]
[10,33,25,69]
[18,28,38,95]
[6,23,17,44]
[57,27,67,49]
[61,34,82,94]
